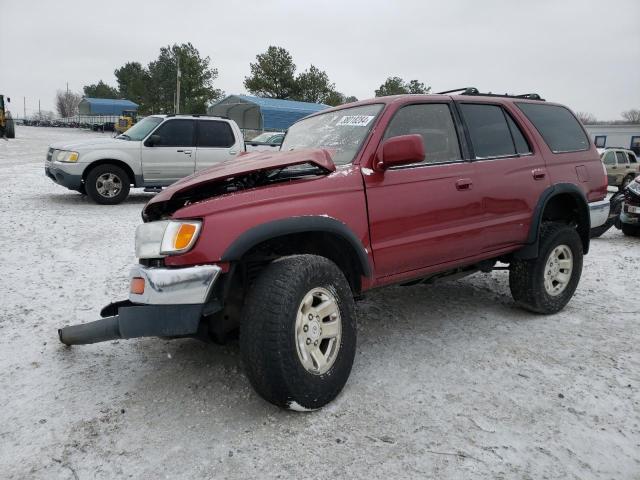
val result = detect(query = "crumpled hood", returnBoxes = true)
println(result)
[50,137,139,151]
[149,148,336,205]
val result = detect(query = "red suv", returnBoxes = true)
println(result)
[60,88,609,410]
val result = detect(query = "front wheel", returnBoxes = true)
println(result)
[85,164,130,205]
[620,175,635,190]
[240,255,357,410]
[509,222,583,314]
[621,223,640,237]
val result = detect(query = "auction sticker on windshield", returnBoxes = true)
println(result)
[336,115,375,127]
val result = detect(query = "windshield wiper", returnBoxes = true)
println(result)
[117,134,131,140]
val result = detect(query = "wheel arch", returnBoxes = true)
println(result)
[515,184,590,259]
[221,216,372,292]
[82,159,138,187]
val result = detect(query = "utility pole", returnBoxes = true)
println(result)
[39,99,41,118]
[23,96,26,120]
[175,55,181,114]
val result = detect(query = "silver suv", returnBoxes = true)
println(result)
[45,115,244,204]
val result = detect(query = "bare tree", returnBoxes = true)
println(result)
[32,110,54,121]
[55,90,82,118]
[621,109,640,123]
[576,111,597,124]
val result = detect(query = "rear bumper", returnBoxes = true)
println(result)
[589,199,610,228]
[58,264,223,345]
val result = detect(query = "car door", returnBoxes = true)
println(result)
[456,102,550,251]
[141,119,196,184]
[364,101,483,278]
[195,120,241,171]
[602,150,617,184]
[616,150,631,174]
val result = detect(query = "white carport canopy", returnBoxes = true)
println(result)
[208,96,262,131]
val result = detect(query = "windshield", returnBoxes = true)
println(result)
[251,132,277,142]
[117,116,163,141]
[280,104,384,165]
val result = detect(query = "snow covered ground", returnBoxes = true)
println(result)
[0,126,638,479]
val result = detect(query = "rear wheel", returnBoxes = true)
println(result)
[509,222,583,314]
[85,164,130,205]
[240,254,357,410]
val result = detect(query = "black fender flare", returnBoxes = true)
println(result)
[515,183,590,259]
[221,216,373,277]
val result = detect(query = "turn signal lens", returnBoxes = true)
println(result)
[130,277,145,295]
[174,223,197,249]
[160,220,202,255]
[67,151,79,162]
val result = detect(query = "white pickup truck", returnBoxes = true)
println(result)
[45,115,245,204]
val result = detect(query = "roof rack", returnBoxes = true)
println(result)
[436,87,545,101]
[164,113,230,119]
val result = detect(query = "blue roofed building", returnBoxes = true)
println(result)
[208,95,328,132]
[78,97,139,116]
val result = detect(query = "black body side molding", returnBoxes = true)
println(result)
[221,216,373,277]
[515,183,590,259]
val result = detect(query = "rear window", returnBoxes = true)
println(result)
[459,104,515,158]
[198,120,235,148]
[516,103,589,153]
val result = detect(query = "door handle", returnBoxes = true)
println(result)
[532,169,546,180]
[455,178,472,190]
[177,149,192,154]
[229,150,237,155]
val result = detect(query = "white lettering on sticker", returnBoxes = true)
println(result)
[336,115,375,127]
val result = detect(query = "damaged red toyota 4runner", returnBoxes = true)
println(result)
[59,88,609,410]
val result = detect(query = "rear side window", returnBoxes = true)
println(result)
[615,151,628,165]
[153,120,195,147]
[516,103,589,153]
[383,103,461,165]
[198,121,235,148]
[459,104,515,158]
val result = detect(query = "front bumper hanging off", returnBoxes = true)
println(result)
[58,264,222,346]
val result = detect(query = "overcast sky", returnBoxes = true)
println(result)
[1,0,638,120]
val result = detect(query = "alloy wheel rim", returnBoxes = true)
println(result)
[543,244,573,296]
[294,287,342,375]
[96,173,122,198]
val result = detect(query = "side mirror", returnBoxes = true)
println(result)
[6,97,9,103]
[147,134,161,147]
[374,134,425,171]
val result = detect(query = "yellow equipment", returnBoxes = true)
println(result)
[115,109,138,134]
[0,95,15,139]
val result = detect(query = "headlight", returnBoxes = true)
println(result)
[628,178,640,193]
[56,150,79,162]
[135,220,202,258]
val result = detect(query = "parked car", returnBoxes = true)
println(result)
[600,148,640,189]
[620,175,640,236]
[45,115,245,204]
[59,90,609,410]
[245,131,285,152]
